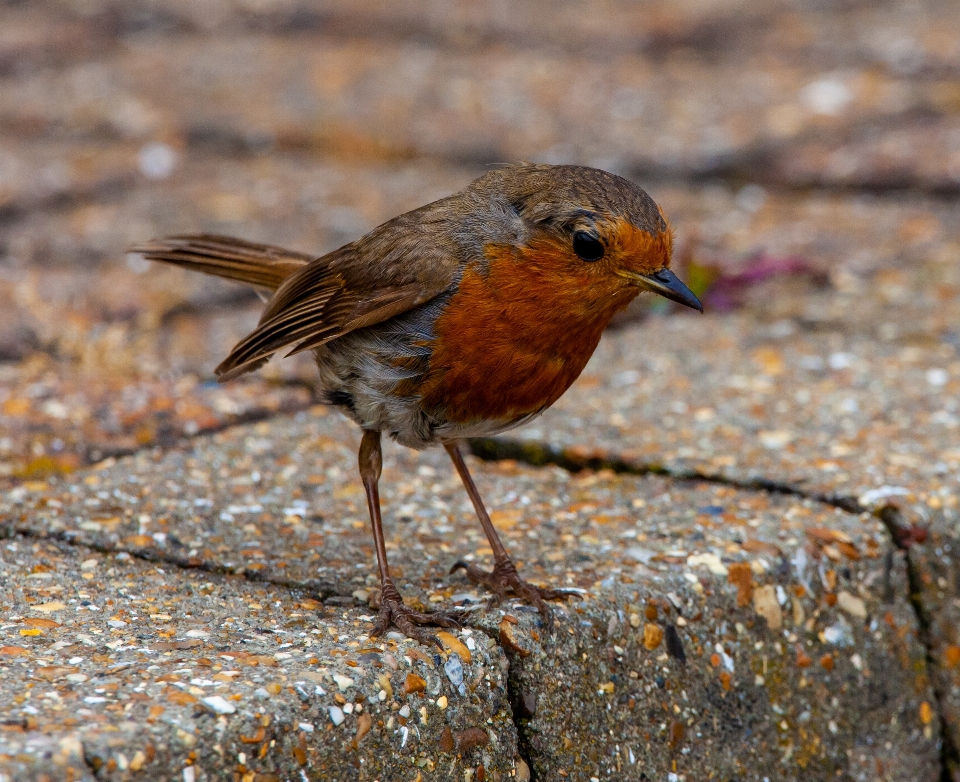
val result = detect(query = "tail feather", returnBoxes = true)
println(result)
[130,234,313,291]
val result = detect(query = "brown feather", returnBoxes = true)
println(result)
[130,234,313,291]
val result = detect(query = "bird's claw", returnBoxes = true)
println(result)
[450,558,571,629]
[370,581,464,650]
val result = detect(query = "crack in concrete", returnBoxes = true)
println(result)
[0,392,316,493]
[81,741,104,781]
[0,522,341,602]
[467,435,863,513]
[877,506,960,782]
[503,654,538,782]
[465,620,539,781]
[80,394,317,466]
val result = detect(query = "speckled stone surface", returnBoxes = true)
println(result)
[0,511,518,781]
[3,0,960,778]
[0,413,943,780]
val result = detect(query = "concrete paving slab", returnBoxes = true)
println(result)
[1,411,942,779]
[0,533,518,781]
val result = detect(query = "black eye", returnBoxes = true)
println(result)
[572,231,604,262]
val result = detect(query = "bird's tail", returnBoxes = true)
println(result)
[130,234,313,292]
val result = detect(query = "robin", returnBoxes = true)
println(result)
[132,163,702,647]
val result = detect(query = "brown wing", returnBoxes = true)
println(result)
[130,234,313,291]
[214,274,441,381]
[213,203,468,381]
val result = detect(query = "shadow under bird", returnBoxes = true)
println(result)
[132,163,702,647]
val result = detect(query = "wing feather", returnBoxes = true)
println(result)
[215,271,454,380]
[130,234,312,290]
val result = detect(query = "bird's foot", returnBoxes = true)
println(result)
[370,580,464,650]
[450,558,573,628]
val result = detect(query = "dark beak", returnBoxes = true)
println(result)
[620,268,703,312]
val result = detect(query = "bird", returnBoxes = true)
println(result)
[132,163,702,647]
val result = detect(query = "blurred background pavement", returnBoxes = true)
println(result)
[2,0,960,479]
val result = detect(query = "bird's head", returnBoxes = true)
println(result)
[475,164,702,318]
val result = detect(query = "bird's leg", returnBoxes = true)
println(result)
[445,441,571,627]
[359,430,462,649]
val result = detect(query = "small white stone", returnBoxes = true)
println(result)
[686,552,728,576]
[333,674,354,691]
[836,591,867,619]
[328,706,345,726]
[758,430,793,449]
[858,485,911,506]
[714,644,735,673]
[201,696,236,715]
[823,619,854,646]
[828,352,853,370]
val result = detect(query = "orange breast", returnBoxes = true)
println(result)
[418,241,639,424]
